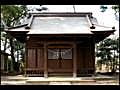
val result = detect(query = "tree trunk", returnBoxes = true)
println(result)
[111,50,116,73]
[17,43,20,72]
[17,44,19,62]
[10,38,16,72]
[3,35,7,52]
[109,59,113,72]
[112,60,115,73]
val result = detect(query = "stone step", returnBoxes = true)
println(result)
[26,77,96,83]
[49,82,71,85]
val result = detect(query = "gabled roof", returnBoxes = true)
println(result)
[6,12,94,34]
[5,12,115,43]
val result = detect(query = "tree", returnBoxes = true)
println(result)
[96,37,119,73]
[1,5,27,27]
[1,5,48,73]
[100,5,119,13]
[96,5,119,73]
[1,5,27,72]
[100,5,119,21]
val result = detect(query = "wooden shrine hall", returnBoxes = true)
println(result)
[5,12,115,77]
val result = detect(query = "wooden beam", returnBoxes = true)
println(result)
[44,42,48,78]
[47,41,74,45]
[24,43,27,77]
[92,37,95,75]
[32,12,92,17]
[35,49,38,68]
[73,43,77,78]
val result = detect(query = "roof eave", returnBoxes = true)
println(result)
[29,12,93,17]
[91,29,116,43]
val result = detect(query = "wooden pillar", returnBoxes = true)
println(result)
[24,43,27,77]
[73,43,77,78]
[44,42,48,78]
[92,37,95,75]
[6,56,8,73]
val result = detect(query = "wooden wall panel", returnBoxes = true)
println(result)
[77,47,83,70]
[80,47,91,69]
[77,45,92,68]
[84,47,90,69]
[90,42,95,69]
[37,48,44,68]
[27,49,36,68]
[77,42,95,75]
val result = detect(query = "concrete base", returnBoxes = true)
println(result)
[1,75,119,85]
[26,77,96,84]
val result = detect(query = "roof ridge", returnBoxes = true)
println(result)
[30,12,93,17]
[28,12,92,14]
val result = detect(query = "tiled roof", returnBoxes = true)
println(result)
[5,12,115,43]
[6,12,115,35]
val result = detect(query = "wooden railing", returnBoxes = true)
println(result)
[25,68,95,77]
[25,68,44,76]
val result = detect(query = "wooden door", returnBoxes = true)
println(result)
[48,47,73,75]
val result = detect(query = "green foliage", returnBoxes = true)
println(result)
[100,5,119,13]
[112,5,119,13]
[1,5,27,27]
[96,37,119,73]
[1,21,5,31]
[100,5,108,12]
[100,5,119,21]
[1,5,27,72]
